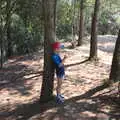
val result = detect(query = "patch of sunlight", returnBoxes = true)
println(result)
[24,74,38,79]
[81,111,96,117]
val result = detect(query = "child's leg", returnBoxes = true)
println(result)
[56,77,62,95]
[56,77,64,103]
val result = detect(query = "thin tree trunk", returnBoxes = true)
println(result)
[54,0,57,40]
[109,29,120,82]
[6,0,12,57]
[0,43,3,69]
[0,28,3,69]
[40,0,56,103]
[0,3,3,68]
[0,17,3,69]
[7,24,12,57]
[71,0,76,48]
[89,0,100,60]
[78,0,84,46]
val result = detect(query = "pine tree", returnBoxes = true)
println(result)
[40,0,57,103]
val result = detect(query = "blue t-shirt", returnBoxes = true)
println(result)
[52,53,65,78]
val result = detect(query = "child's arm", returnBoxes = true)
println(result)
[62,55,67,64]
[52,54,67,67]
[59,55,67,67]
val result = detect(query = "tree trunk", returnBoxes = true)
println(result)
[6,0,12,57]
[0,27,3,69]
[71,0,76,48]
[0,17,3,69]
[40,0,56,103]
[0,2,4,68]
[89,0,100,60]
[78,0,84,46]
[54,0,57,40]
[109,29,120,82]
[7,24,12,57]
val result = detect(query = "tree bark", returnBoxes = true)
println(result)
[109,29,120,82]
[6,0,12,57]
[78,0,84,46]
[40,0,56,103]
[0,11,3,68]
[71,0,76,48]
[0,37,3,69]
[89,0,100,60]
[54,0,57,40]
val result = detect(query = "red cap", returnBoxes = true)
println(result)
[52,42,61,50]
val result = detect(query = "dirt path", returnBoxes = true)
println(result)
[0,35,120,120]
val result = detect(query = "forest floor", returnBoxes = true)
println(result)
[0,35,120,120]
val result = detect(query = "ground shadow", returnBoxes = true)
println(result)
[0,61,42,96]
[3,83,119,120]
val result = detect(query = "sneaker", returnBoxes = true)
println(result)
[59,94,64,99]
[57,94,64,99]
[57,94,64,103]
[56,97,64,104]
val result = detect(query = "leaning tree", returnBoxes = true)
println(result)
[109,29,120,82]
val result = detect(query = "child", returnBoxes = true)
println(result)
[52,42,67,103]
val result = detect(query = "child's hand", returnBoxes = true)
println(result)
[59,63,63,67]
[62,55,68,64]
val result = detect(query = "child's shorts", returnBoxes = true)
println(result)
[56,66,65,79]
